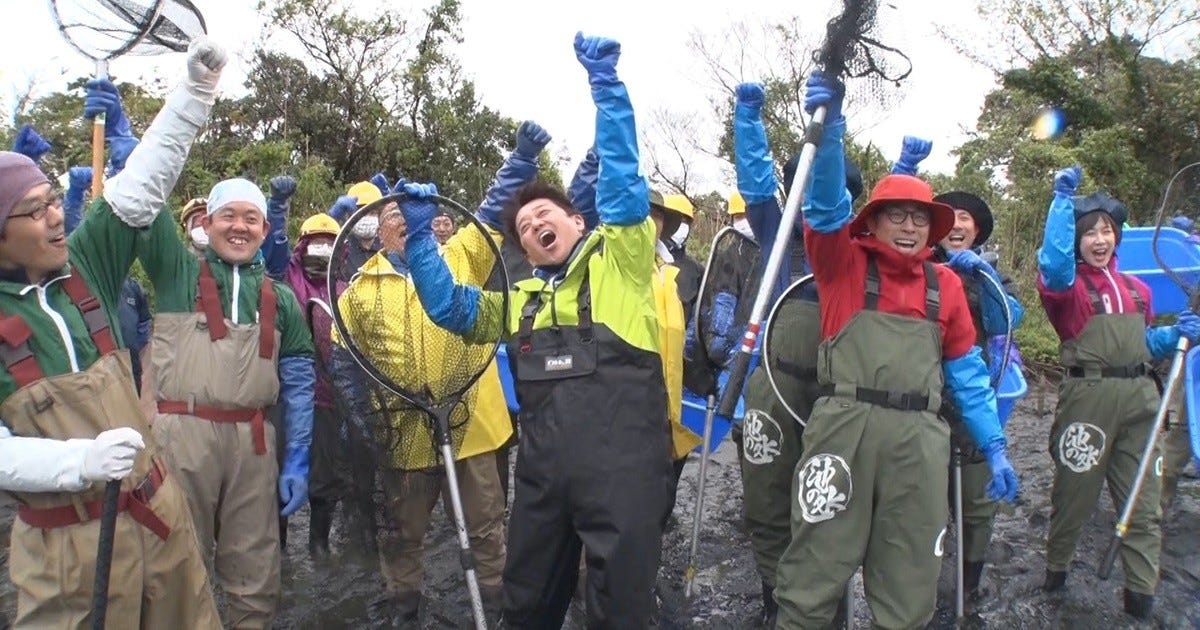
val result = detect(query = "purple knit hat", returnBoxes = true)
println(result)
[0,152,50,234]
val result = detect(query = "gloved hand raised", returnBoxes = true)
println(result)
[515,120,552,160]
[803,70,845,121]
[735,82,766,114]
[983,441,1019,503]
[184,35,228,101]
[1054,165,1081,197]
[269,175,297,202]
[327,195,357,223]
[83,78,134,141]
[68,166,94,193]
[11,124,52,163]
[370,172,391,197]
[892,135,932,176]
[107,136,138,176]
[399,182,440,241]
[81,427,145,483]
[1175,309,1200,343]
[947,248,986,273]
[574,32,621,87]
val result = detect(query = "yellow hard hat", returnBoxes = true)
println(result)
[347,181,383,207]
[300,213,340,239]
[727,191,746,216]
[180,197,207,228]
[661,194,695,221]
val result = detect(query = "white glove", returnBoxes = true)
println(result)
[81,428,145,483]
[185,35,228,102]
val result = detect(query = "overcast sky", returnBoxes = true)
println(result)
[2,0,1008,191]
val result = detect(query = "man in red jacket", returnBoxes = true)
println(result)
[773,71,1019,629]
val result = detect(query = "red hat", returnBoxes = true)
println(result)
[848,174,956,248]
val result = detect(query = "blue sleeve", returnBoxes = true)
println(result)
[567,148,600,230]
[1037,193,1076,292]
[734,102,778,204]
[1146,325,1182,360]
[477,150,540,229]
[802,118,852,234]
[132,280,152,350]
[405,234,482,335]
[592,81,648,226]
[64,185,86,237]
[261,196,291,280]
[278,355,315,450]
[977,266,1023,335]
[746,197,793,302]
[943,346,1006,452]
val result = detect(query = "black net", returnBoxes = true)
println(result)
[49,0,205,61]
[813,0,912,108]
[685,227,762,396]
[328,194,508,472]
[762,275,823,426]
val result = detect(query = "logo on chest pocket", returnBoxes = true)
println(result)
[545,355,574,371]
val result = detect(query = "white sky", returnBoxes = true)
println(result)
[0,0,1006,191]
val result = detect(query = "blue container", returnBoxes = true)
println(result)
[995,359,1028,427]
[1183,346,1200,468]
[1115,227,1200,315]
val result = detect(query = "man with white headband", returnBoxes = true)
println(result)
[138,174,316,628]
[0,38,226,628]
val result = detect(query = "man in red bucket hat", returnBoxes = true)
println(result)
[772,71,1019,629]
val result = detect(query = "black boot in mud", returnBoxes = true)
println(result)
[308,498,334,560]
[1123,589,1154,620]
[964,561,986,600]
[1043,570,1067,592]
[760,581,777,628]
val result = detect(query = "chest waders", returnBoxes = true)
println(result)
[150,259,284,629]
[500,270,672,629]
[775,257,951,630]
[0,273,218,629]
[1045,272,1162,596]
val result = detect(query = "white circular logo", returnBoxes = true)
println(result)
[797,453,853,523]
[934,527,947,557]
[743,409,783,465]
[1057,422,1107,473]
[1154,455,1163,478]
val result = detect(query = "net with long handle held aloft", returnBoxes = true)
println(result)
[328,193,507,630]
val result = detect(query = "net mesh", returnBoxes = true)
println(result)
[762,276,823,425]
[49,0,205,61]
[686,228,762,396]
[814,0,912,108]
[329,195,506,471]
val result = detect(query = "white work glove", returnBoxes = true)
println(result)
[81,427,145,483]
[184,35,228,103]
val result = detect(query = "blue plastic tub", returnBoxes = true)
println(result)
[1183,346,1200,468]
[1115,227,1200,315]
[995,359,1028,427]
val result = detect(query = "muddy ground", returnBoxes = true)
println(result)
[1,390,1198,629]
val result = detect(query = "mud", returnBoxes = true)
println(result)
[1,392,1198,628]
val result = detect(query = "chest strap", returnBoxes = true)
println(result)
[17,457,170,541]
[195,259,278,359]
[818,382,941,413]
[157,400,268,455]
[1066,364,1149,379]
[863,255,940,322]
[0,273,119,389]
[516,270,593,353]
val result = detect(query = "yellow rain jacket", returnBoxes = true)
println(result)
[333,227,512,470]
[655,247,702,459]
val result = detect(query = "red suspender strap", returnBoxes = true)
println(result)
[196,260,229,341]
[258,278,276,359]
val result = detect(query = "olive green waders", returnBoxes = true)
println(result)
[775,260,950,629]
[1047,274,1161,596]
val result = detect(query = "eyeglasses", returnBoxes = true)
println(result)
[9,195,63,222]
[881,206,931,227]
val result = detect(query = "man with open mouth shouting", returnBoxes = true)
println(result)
[397,32,672,628]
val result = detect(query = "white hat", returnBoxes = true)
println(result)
[206,178,267,217]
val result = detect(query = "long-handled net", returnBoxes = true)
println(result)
[328,194,507,629]
[48,0,205,195]
[761,274,822,427]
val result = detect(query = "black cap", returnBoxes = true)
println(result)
[932,191,994,246]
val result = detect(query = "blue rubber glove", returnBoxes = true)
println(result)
[389,177,410,195]
[278,354,314,516]
[803,71,844,121]
[269,175,297,203]
[947,248,985,273]
[983,442,1019,503]
[1172,215,1194,232]
[63,166,92,236]
[574,32,621,87]
[328,195,358,223]
[1176,309,1200,342]
[1146,325,1182,360]
[370,172,391,197]
[107,135,138,176]
[83,78,133,140]
[261,175,296,279]
[891,135,932,176]
[514,120,552,160]
[11,124,51,163]
[567,147,600,230]
[1054,165,1081,197]
[944,346,1006,452]
[399,182,440,241]
[705,291,738,365]
[734,82,778,204]
[588,45,647,228]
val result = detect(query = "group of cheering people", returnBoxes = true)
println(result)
[0,29,1194,630]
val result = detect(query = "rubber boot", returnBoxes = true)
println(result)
[1043,569,1067,592]
[964,561,986,600]
[308,497,334,559]
[1123,589,1153,620]
[760,580,777,628]
[279,516,289,550]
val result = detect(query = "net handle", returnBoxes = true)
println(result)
[762,274,815,426]
[327,193,509,413]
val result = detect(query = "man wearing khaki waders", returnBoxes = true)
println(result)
[0,37,227,629]
[773,72,1019,629]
